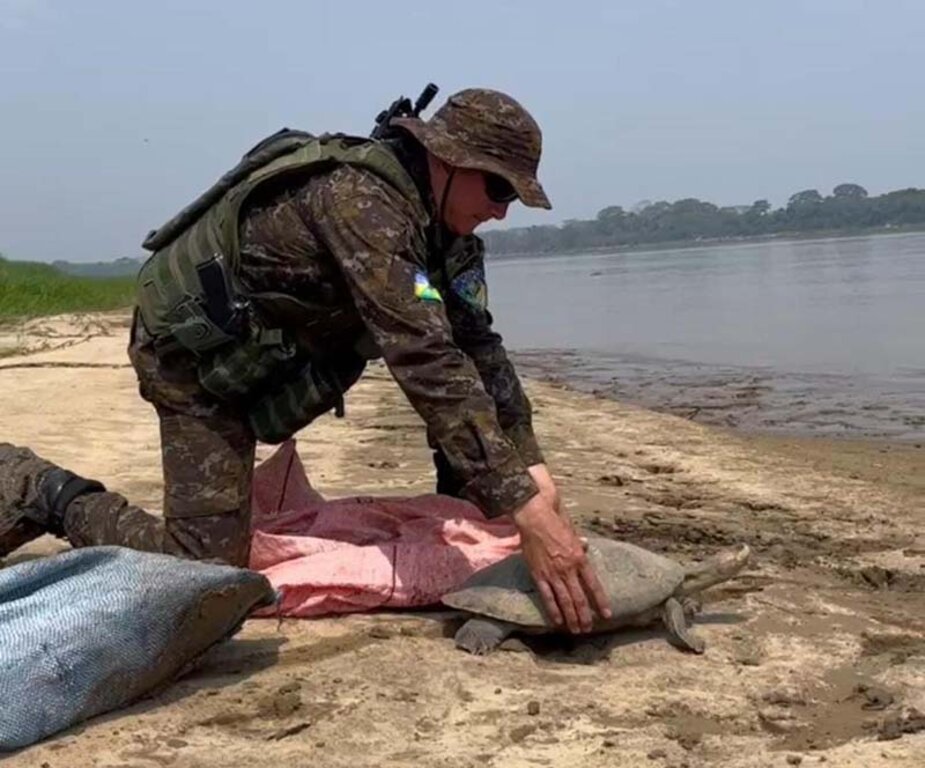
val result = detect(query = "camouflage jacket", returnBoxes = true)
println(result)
[235,140,542,518]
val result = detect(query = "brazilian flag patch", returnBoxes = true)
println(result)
[414,271,443,302]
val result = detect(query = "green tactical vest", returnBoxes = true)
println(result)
[134,130,429,443]
[136,130,427,353]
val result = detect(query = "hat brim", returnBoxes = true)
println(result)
[392,118,552,210]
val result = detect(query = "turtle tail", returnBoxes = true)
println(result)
[677,544,751,597]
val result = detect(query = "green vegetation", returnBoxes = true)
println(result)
[0,255,135,322]
[483,184,925,256]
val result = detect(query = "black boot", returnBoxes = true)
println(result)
[32,467,106,536]
[433,448,464,498]
[0,443,105,557]
[0,511,45,559]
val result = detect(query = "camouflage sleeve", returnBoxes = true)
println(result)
[440,236,544,466]
[306,166,539,518]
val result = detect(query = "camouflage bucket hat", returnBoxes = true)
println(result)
[392,88,552,210]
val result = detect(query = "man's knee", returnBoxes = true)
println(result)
[164,513,252,567]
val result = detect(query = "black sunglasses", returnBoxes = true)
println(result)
[484,173,518,204]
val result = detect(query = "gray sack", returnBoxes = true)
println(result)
[0,546,275,751]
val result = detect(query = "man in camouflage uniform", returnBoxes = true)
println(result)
[0,89,610,633]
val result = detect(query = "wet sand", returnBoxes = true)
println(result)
[0,312,923,767]
[510,349,925,444]
[742,434,925,500]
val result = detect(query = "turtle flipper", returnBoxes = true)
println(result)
[662,597,705,654]
[454,618,516,655]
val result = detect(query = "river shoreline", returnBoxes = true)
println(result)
[487,225,925,261]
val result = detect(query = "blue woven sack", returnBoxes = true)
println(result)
[0,546,275,751]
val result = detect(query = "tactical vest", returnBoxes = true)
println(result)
[134,130,428,443]
[137,130,426,352]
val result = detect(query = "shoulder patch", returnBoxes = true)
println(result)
[414,271,443,302]
[451,266,488,312]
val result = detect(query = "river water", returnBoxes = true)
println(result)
[487,232,925,441]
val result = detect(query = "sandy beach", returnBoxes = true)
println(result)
[0,311,922,767]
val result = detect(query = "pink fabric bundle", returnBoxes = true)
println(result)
[248,440,520,618]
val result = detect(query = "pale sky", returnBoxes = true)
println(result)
[1,0,922,262]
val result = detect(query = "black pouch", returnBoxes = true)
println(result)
[248,350,366,444]
[197,323,300,401]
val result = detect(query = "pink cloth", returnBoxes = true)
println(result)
[248,440,520,618]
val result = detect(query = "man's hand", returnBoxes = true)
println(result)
[512,489,612,634]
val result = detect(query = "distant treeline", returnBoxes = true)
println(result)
[52,256,143,278]
[7,184,925,278]
[482,184,925,256]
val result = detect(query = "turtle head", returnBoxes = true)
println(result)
[676,544,751,597]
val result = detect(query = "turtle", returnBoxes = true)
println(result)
[442,537,751,655]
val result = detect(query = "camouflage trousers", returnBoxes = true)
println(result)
[0,313,256,567]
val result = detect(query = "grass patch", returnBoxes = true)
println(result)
[0,256,135,322]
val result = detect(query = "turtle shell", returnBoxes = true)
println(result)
[442,537,685,629]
